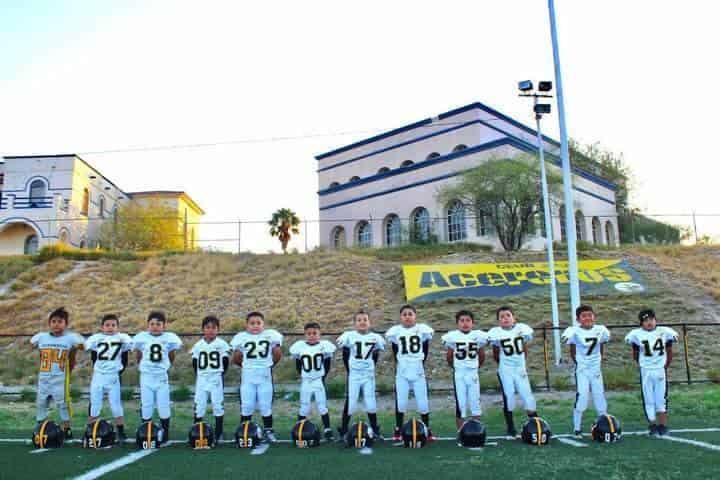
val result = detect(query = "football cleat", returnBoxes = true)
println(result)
[291,420,321,448]
[323,428,335,442]
[657,425,668,436]
[392,427,403,445]
[426,428,436,442]
[457,419,487,448]
[648,424,658,436]
[591,414,622,443]
[264,428,278,444]
[83,419,116,449]
[235,421,263,449]
[574,430,583,440]
[401,418,428,448]
[64,428,73,440]
[506,427,518,440]
[188,422,215,449]
[521,417,552,446]
[32,420,65,449]
[135,421,165,450]
[344,422,375,449]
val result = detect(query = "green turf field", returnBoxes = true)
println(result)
[1,385,718,479]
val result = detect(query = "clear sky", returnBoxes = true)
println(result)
[2,0,718,251]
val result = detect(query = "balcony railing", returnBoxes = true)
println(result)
[0,195,54,209]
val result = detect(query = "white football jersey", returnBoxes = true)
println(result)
[561,324,610,370]
[441,329,489,369]
[289,340,337,380]
[132,331,183,375]
[191,337,231,378]
[625,326,679,370]
[230,329,283,370]
[336,330,386,373]
[84,332,133,375]
[385,323,434,368]
[30,331,85,379]
[487,323,534,370]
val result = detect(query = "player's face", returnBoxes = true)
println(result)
[148,318,165,334]
[457,315,473,332]
[203,322,218,341]
[578,311,595,329]
[305,327,321,344]
[498,310,515,328]
[48,316,67,335]
[400,308,416,327]
[102,319,118,335]
[642,317,657,330]
[354,314,370,333]
[246,316,264,334]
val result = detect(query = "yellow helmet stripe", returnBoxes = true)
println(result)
[357,422,362,446]
[243,421,250,446]
[412,419,417,447]
[92,420,100,447]
[298,420,305,446]
[199,422,204,447]
[146,421,151,448]
[38,420,48,448]
[605,415,615,434]
[534,418,542,447]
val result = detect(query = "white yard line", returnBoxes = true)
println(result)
[70,449,156,480]
[250,444,270,455]
[30,448,50,454]
[657,435,720,452]
[556,437,587,447]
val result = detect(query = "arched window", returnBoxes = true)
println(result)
[592,217,602,244]
[79,238,86,249]
[575,210,585,241]
[81,188,90,216]
[330,226,346,249]
[452,144,468,153]
[349,176,361,183]
[98,196,105,218]
[426,152,441,160]
[29,180,46,206]
[384,214,402,246]
[356,221,372,247]
[329,181,340,189]
[605,221,615,246]
[400,160,414,168]
[24,234,38,255]
[447,200,467,242]
[59,229,70,245]
[411,207,430,242]
[378,167,390,174]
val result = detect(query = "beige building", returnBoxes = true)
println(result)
[127,191,205,250]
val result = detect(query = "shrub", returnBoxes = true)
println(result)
[19,388,35,402]
[171,385,192,401]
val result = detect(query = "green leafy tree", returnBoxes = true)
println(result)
[268,208,300,253]
[569,139,632,212]
[437,155,562,251]
[98,199,183,251]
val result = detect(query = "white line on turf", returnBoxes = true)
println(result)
[250,444,270,455]
[30,448,50,454]
[70,449,156,480]
[556,437,587,447]
[657,435,720,452]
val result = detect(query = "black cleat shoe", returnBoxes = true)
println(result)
[506,427,518,440]
[392,427,403,446]
[657,425,669,436]
[648,424,658,436]
[323,428,335,443]
[64,428,73,440]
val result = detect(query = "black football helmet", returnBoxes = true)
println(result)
[235,421,263,449]
[345,421,375,449]
[401,418,428,448]
[135,421,165,449]
[188,422,215,449]
[82,419,116,448]
[591,414,622,443]
[291,420,321,448]
[458,419,487,448]
[32,420,64,448]
[521,417,552,446]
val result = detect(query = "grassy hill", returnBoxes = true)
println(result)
[1,244,719,391]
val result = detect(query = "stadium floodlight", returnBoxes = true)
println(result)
[518,80,534,92]
[534,103,551,115]
[538,81,553,92]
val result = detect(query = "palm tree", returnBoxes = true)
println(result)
[268,208,301,253]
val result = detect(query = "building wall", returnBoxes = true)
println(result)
[0,223,38,255]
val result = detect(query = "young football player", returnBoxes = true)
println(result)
[289,322,337,442]
[30,307,85,439]
[487,306,538,439]
[191,315,231,440]
[385,304,435,443]
[625,309,678,436]
[132,311,183,443]
[336,310,386,439]
[441,310,488,430]
[231,311,283,443]
[84,313,132,442]
[561,305,611,438]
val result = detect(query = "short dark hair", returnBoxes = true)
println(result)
[304,322,321,331]
[455,310,474,322]
[399,304,416,315]
[638,309,656,324]
[147,310,166,324]
[48,307,69,324]
[246,311,264,321]
[101,314,119,326]
[202,315,220,329]
[354,309,369,320]
[575,305,595,318]
[496,306,514,321]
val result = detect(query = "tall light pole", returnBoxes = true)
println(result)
[548,0,581,323]
[519,80,562,366]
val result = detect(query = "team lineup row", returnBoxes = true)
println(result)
[28,304,678,449]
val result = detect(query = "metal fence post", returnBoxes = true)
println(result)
[692,212,699,244]
[183,211,188,252]
[237,220,242,254]
[304,219,308,253]
[542,325,551,391]
[682,323,691,384]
